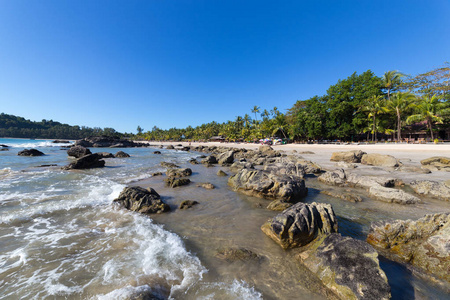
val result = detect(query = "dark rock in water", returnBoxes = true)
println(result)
[67,146,92,158]
[180,146,190,151]
[153,151,161,154]
[179,200,199,209]
[261,202,338,249]
[299,233,391,300]
[113,186,169,214]
[201,155,218,164]
[330,150,366,163]
[0,148,9,151]
[75,136,143,148]
[166,145,175,149]
[52,140,68,143]
[63,153,105,169]
[166,168,192,177]
[218,150,235,165]
[36,164,58,168]
[188,158,199,165]
[217,170,228,176]
[228,169,307,201]
[410,180,450,201]
[367,213,450,283]
[215,247,260,262]
[115,151,130,158]
[151,172,163,177]
[0,144,9,148]
[95,152,115,158]
[160,161,179,169]
[165,177,190,188]
[197,182,215,189]
[18,149,44,156]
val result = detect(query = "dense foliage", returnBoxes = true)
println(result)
[0,113,127,139]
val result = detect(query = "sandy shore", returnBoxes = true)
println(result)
[145,141,450,183]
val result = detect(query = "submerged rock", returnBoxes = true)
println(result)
[113,186,169,214]
[67,145,91,158]
[18,149,44,156]
[299,233,391,300]
[179,200,199,209]
[228,169,307,201]
[367,213,450,283]
[115,151,130,158]
[266,200,294,211]
[215,247,260,262]
[63,153,105,169]
[261,202,338,249]
[197,182,215,189]
[165,177,190,188]
[410,180,450,201]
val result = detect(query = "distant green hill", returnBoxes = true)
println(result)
[0,113,125,139]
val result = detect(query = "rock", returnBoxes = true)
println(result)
[297,158,322,174]
[166,168,192,177]
[198,182,215,189]
[201,155,218,164]
[266,200,294,211]
[336,161,357,168]
[75,136,143,148]
[180,146,190,151]
[261,202,337,249]
[165,177,190,188]
[0,144,9,148]
[151,172,163,177]
[218,150,235,165]
[321,190,362,203]
[229,161,254,173]
[160,161,179,169]
[63,153,105,169]
[35,164,58,168]
[368,185,420,204]
[153,151,161,154]
[166,145,174,149]
[361,153,400,167]
[188,158,199,165]
[367,213,450,283]
[115,151,130,158]
[217,170,228,176]
[330,150,366,163]
[215,248,260,262]
[113,186,169,214]
[396,166,431,174]
[179,200,199,209]
[67,145,91,158]
[346,173,396,189]
[318,169,347,186]
[18,149,45,156]
[300,233,391,300]
[229,169,308,201]
[410,180,450,201]
[0,148,9,151]
[96,152,115,158]
[420,156,450,166]
[263,161,306,178]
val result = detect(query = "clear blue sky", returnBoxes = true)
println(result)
[1,0,449,133]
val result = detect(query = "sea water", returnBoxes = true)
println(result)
[0,138,449,299]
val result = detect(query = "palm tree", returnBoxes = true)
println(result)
[385,92,416,142]
[360,95,386,141]
[406,94,447,140]
[383,70,405,101]
[251,106,260,123]
[271,114,288,139]
[243,114,252,128]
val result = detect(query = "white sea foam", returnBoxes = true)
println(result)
[9,141,73,148]
[195,280,263,300]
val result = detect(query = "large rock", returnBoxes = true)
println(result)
[368,185,420,204]
[113,186,169,214]
[115,151,130,158]
[361,153,400,167]
[318,169,396,190]
[367,213,450,283]
[263,161,306,178]
[75,136,143,148]
[229,161,254,173]
[217,150,235,165]
[166,168,192,177]
[165,177,190,188]
[18,149,44,156]
[228,169,307,201]
[318,169,347,186]
[63,153,105,169]
[67,145,91,158]
[410,180,450,201]
[299,234,391,300]
[96,152,115,158]
[420,156,450,166]
[261,202,337,249]
[201,155,218,164]
[330,150,366,163]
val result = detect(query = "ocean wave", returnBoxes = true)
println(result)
[8,141,73,148]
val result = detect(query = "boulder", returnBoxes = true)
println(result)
[229,169,307,201]
[361,153,400,167]
[330,150,366,163]
[179,200,199,209]
[188,158,199,165]
[263,161,306,178]
[75,136,142,148]
[346,173,396,189]
[261,202,337,249]
[95,152,115,158]
[165,177,190,188]
[115,151,130,158]
[367,213,450,283]
[67,146,91,158]
[18,149,44,156]
[113,186,169,214]
[229,161,254,173]
[166,145,175,149]
[166,168,192,177]
[217,170,228,176]
[420,156,450,166]
[153,151,161,154]
[318,169,347,186]
[218,150,235,165]
[151,172,163,177]
[300,234,391,300]
[368,185,420,204]
[201,155,218,164]
[63,153,105,170]
[410,180,450,201]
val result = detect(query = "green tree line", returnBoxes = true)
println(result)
[0,113,128,139]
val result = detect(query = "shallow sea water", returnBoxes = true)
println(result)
[0,138,449,299]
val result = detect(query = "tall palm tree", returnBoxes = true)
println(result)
[406,94,447,140]
[383,70,405,101]
[271,114,288,139]
[251,106,260,123]
[243,114,252,128]
[385,92,416,142]
[360,95,386,141]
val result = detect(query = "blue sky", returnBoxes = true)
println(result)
[1,0,449,133]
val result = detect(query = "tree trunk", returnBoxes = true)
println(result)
[397,109,401,142]
[429,119,434,140]
[372,116,376,142]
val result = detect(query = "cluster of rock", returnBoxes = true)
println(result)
[74,136,146,148]
[63,145,130,170]
[161,162,192,188]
